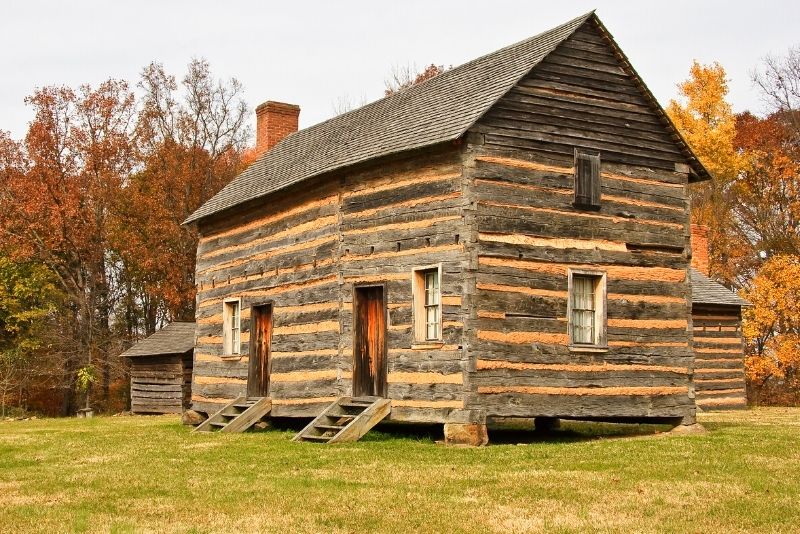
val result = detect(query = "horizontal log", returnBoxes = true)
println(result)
[131,383,183,392]
[477,241,688,270]
[466,392,691,418]
[343,192,462,219]
[131,390,183,400]
[271,370,339,382]
[476,206,685,249]
[269,378,340,398]
[695,388,746,397]
[200,215,338,261]
[198,275,337,310]
[387,371,463,384]
[391,399,463,409]
[131,405,182,414]
[478,232,627,252]
[475,360,688,374]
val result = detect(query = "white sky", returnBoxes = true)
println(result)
[1,1,798,140]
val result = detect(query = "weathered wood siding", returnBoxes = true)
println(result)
[692,305,746,410]
[191,150,469,421]
[463,19,696,421]
[130,354,190,414]
[469,19,691,174]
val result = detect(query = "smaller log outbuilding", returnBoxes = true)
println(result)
[691,269,749,410]
[689,225,749,410]
[120,322,195,414]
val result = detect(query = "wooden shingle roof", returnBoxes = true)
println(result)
[185,12,594,224]
[186,11,709,225]
[691,268,749,307]
[120,322,196,358]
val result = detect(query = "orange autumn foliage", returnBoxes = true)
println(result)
[743,256,800,404]
[0,59,250,414]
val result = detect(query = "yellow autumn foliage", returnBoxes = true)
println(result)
[742,256,800,400]
[667,61,747,284]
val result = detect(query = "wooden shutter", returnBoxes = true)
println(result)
[574,149,601,209]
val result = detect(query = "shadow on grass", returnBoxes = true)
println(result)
[241,418,680,445]
[265,417,673,446]
[489,420,673,445]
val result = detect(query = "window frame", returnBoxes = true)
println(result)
[222,297,242,356]
[412,264,443,343]
[573,148,602,210]
[567,269,607,350]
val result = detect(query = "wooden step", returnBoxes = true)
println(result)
[193,396,272,433]
[315,424,346,431]
[293,397,391,443]
[339,402,371,409]
[350,397,379,403]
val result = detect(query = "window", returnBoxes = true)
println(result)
[574,148,601,210]
[413,266,441,342]
[568,270,606,347]
[223,298,241,355]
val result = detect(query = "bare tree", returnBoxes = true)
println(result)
[384,63,448,96]
[753,46,800,137]
[330,94,369,116]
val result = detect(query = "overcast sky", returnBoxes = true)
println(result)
[1,1,798,140]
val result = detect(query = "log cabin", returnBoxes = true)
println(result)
[184,11,714,444]
[689,225,749,410]
[120,322,195,414]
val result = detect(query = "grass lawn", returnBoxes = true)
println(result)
[1,408,799,533]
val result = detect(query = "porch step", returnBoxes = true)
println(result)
[293,396,391,444]
[315,424,346,431]
[193,396,272,433]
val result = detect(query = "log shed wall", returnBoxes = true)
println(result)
[129,353,189,414]
[462,18,696,422]
[121,322,196,415]
[692,304,747,410]
[191,149,470,421]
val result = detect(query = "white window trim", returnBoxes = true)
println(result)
[222,297,242,356]
[412,264,443,344]
[567,269,607,351]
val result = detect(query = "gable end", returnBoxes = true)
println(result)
[470,15,709,181]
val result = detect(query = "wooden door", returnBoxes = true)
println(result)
[353,286,387,397]
[247,304,273,397]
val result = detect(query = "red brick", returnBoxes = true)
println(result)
[255,101,300,158]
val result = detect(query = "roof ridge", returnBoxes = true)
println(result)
[269,10,596,153]
[184,11,598,224]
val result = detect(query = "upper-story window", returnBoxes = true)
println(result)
[223,298,241,355]
[413,265,441,342]
[574,148,601,210]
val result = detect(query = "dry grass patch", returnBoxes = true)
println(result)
[0,408,799,532]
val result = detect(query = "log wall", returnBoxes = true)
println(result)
[462,19,696,422]
[469,19,692,174]
[191,150,469,421]
[692,305,746,410]
[189,16,702,425]
[130,354,191,414]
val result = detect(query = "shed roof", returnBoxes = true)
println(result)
[185,11,709,225]
[691,268,749,307]
[120,322,196,358]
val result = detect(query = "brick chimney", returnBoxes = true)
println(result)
[690,224,710,276]
[255,101,300,157]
